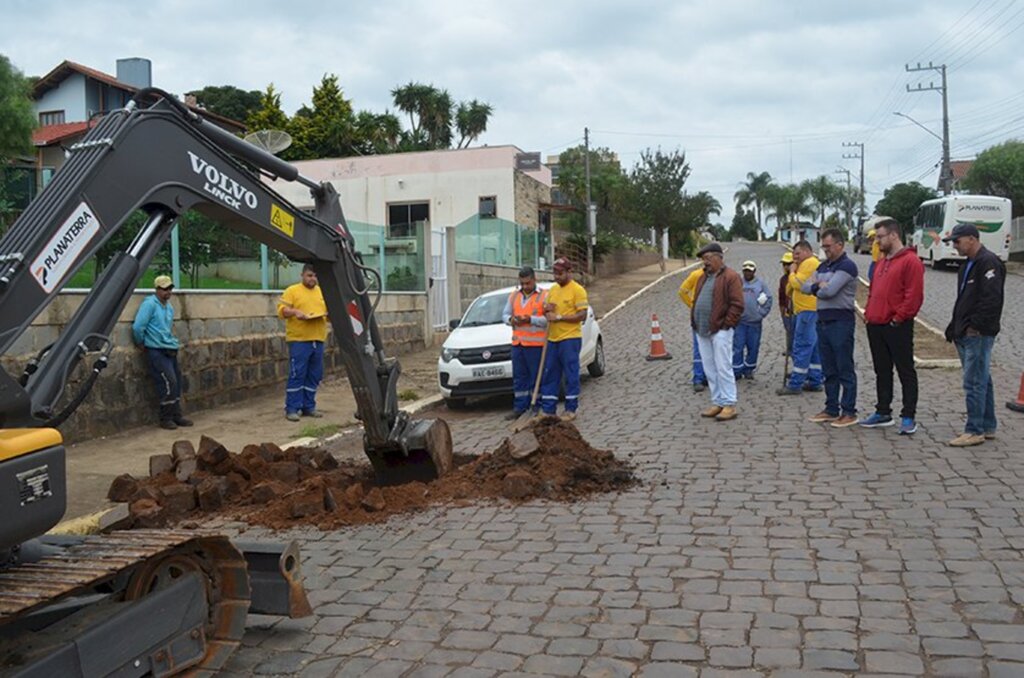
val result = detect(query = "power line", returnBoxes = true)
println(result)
[951,5,1024,71]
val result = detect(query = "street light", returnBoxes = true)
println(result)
[893,111,943,142]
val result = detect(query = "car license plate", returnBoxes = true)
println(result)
[472,366,505,378]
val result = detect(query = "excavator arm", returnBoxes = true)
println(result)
[0,90,452,483]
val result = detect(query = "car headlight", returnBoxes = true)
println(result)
[441,347,460,363]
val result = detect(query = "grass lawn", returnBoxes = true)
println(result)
[67,260,262,290]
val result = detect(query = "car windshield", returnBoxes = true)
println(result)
[460,293,509,327]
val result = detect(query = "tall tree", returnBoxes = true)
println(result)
[187,85,262,122]
[353,110,402,155]
[679,190,722,234]
[305,74,358,158]
[763,183,813,232]
[455,99,493,148]
[729,205,760,241]
[0,54,36,225]
[733,171,773,241]
[960,140,1024,218]
[629,147,691,265]
[874,181,937,229]
[556,145,628,211]
[245,84,290,132]
[391,82,490,151]
[0,54,34,163]
[245,84,310,160]
[801,175,842,229]
[391,81,435,143]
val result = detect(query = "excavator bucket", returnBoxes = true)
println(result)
[365,417,453,486]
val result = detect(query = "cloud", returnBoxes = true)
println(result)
[5,0,1024,228]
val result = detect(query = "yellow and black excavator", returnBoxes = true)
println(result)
[0,89,453,676]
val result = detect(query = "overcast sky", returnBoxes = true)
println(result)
[6,0,1024,231]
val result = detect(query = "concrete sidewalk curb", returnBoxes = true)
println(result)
[290,393,447,450]
[601,261,700,321]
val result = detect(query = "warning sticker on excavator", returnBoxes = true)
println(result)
[348,301,364,335]
[271,204,295,237]
[30,201,101,293]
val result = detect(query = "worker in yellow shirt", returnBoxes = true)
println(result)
[777,240,823,395]
[277,264,328,421]
[678,267,708,392]
[540,258,588,421]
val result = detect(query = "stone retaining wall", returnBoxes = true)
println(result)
[2,291,427,443]
[595,249,662,277]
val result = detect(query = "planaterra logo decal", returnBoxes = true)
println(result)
[30,201,102,293]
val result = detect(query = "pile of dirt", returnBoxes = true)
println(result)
[106,417,636,530]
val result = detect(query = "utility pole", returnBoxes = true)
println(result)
[906,62,952,195]
[583,127,595,275]
[842,141,865,219]
[834,167,853,234]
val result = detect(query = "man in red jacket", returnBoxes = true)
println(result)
[860,218,925,434]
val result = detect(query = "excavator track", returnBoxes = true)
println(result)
[0,529,250,676]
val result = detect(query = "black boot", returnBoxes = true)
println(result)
[173,403,193,427]
[159,403,177,429]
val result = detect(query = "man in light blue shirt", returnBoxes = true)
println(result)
[132,275,193,430]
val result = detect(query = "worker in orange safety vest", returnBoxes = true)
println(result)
[501,266,549,419]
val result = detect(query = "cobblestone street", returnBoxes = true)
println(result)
[221,241,1024,677]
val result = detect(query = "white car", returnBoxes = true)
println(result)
[437,284,605,408]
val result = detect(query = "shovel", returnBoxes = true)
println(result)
[508,338,549,457]
[782,331,791,389]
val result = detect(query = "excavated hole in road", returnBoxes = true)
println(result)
[107,417,637,530]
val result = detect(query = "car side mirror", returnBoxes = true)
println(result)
[449,319,461,330]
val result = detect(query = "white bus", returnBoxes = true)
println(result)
[912,194,1012,269]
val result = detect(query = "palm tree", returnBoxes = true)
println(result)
[801,175,842,229]
[455,100,494,148]
[391,82,429,139]
[734,171,773,240]
[763,183,813,235]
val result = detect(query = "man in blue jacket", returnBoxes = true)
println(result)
[733,261,772,379]
[132,275,193,430]
[802,229,860,428]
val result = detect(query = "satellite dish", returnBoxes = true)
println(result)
[243,129,293,155]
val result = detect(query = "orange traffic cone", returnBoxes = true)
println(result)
[646,314,672,361]
[1008,372,1024,413]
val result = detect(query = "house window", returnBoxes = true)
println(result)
[387,201,429,238]
[38,110,66,126]
[479,196,497,219]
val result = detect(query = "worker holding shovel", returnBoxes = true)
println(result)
[539,258,589,422]
[502,266,549,421]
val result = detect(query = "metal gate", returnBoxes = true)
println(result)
[429,226,449,330]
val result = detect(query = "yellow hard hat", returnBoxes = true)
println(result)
[780,252,793,264]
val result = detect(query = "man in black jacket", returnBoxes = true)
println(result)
[943,223,1006,447]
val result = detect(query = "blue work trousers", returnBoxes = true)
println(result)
[787,311,822,389]
[955,335,997,435]
[732,322,763,378]
[540,338,581,414]
[511,344,544,413]
[692,329,706,385]
[146,347,183,422]
[817,318,857,417]
[286,340,324,415]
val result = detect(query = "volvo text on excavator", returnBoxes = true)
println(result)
[0,88,454,676]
